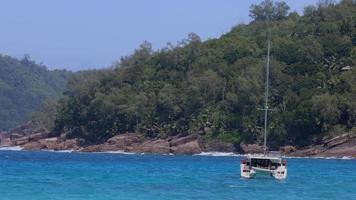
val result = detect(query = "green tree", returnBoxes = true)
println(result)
[50,0,356,148]
[250,0,290,21]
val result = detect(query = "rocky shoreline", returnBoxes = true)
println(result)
[285,134,356,158]
[1,122,355,158]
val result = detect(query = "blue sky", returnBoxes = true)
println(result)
[0,0,319,71]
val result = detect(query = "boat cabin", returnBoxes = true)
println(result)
[246,156,287,170]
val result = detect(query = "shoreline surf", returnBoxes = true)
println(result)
[0,147,354,160]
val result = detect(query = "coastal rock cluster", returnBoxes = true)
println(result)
[1,122,356,158]
[0,122,238,154]
[3,123,204,154]
[80,134,202,154]
[285,134,356,158]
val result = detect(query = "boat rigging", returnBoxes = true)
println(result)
[240,39,288,180]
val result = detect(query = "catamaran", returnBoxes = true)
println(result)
[240,40,288,180]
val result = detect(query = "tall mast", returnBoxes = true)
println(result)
[263,40,271,156]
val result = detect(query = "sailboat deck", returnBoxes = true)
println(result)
[246,155,283,161]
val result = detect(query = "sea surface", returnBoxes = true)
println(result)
[0,150,355,200]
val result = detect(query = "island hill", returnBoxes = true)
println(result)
[0,55,71,130]
[1,0,356,157]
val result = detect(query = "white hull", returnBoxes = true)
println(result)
[241,164,287,179]
[240,164,256,178]
[240,155,287,180]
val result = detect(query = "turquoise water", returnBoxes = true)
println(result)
[0,150,355,200]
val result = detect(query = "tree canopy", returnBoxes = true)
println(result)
[250,0,290,21]
[41,0,356,148]
[0,55,72,130]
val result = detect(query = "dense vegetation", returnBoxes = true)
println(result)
[49,0,356,148]
[0,55,71,130]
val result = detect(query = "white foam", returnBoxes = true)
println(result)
[194,152,240,157]
[0,146,24,151]
[311,156,338,160]
[341,156,353,160]
[96,151,137,155]
[285,156,308,159]
[54,150,74,153]
[286,155,355,160]
[36,149,75,153]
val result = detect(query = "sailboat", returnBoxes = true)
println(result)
[240,40,288,180]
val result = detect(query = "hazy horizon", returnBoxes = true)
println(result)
[0,0,319,71]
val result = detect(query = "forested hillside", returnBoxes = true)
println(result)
[0,55,71,130]
[50,0,356,148]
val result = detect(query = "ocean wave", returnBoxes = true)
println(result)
[286,155,355,160]
[284,156,308,159]
[312,156,340,160]
[324,156,338,159]
[44,149,75,153]
[95,151,137,155]
[0,146,24,151]
[194,152,240,157]
[341,156,354,160]
[56,150,75,153]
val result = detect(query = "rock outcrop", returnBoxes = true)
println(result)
[29,132,50,142]
[4,120,356,157]
[170,134,202,154]
[81,134,202,155]
[280,145,297,154]
[23,141,46,150]
[240,144,264,154]
[106,133,144,147]
[9,121,35,136]
[22,137,81,151]
[171,140,201,154]
[129,139,171,154]
[81,133,144,152]
[0,133,12,147]
[201,140,235,153]
[287,134,356,157]
[81,144,117,152]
